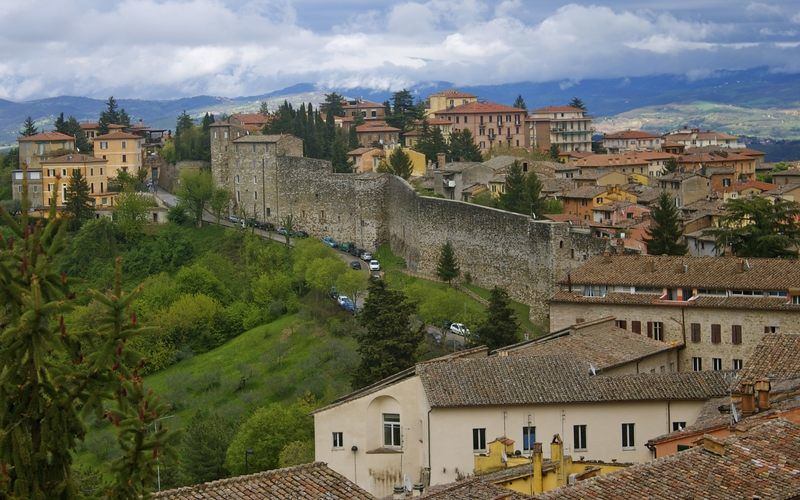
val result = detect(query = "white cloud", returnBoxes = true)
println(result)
[0,0,797,100]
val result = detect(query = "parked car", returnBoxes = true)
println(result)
[449,323,471,337]
[338,296,356,313]
[322,236,337,248]
[245,218,258,227]
[339,242,354,253]
[277,227,289,236]
[348,246,362,257]
[227,215,241,224]
[292,230,309,238]
[350,260,362,270]
[361,251,373,262]
[369,259,380,271]
[255,221,275,231]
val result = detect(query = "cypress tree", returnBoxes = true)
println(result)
[645,191,688,255]
[65,170,93,230]
[513,95,527,110]
[54,112,67,133]
[353,280,422,387]
[436,241,460,284]
[474,287,520,350]
[386,147,413,179]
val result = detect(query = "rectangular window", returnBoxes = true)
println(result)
[122,154,127,163]
[121,140,127,149]
[472,428,486,452]
[732,325,742,344]
[62,169,67,177]
[522,426,536,452]
[711,324,721,344]
[652,322,664,341]
[672,422,686,431]
[631,321,641,334]
[100,141,108,150]
[712,358,722,371]
[383,413,401,447]
[690,323,701,343]
[614,320,627,330]
[733,359,743,370]
[692,357,703,371]
[332,432,343,449]
[621,423,635,449]
[573,425,587,451]
[764,326,779,333]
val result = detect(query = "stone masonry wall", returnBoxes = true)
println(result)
[211,128,609,322]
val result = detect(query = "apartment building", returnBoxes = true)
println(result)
[602,130,662,152]
[549,255,800,374]
[528,106,593,153]
[40,154,109,207]
[341,99,386,120]
[679,150,757,182]
[434,101,528,152]
[93,130,143,179]
[10,168,44,209]
[664,128,743,149]
[314,337,729,498]
[355,122,401,147]
[657,171,710,207]
[18,131,75,171]
[426,89,477,115]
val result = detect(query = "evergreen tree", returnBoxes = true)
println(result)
[436,241,460,284]
[98,96,120,134]
[179,410,234,485]
[549,144,560,160]
[330,131,352,173]
[65,170,93,230]
[663,157,678,173]
[353,279,422,387]
[513,94,527,110]
[474,287,520,350]
[645,191,688,255]
[383,147,413,179]
[323,92,345,117]
[348,119,361,150]
[498,161,544,216]
[416,121,448,165]
[386,89,415,131]
[706,197,800,258]
[0,204,175,497]
[259,100,270,115]
[118,108,131,127]
[569,97,586,110]
[448,129,482,161]
[54,112,67,133]
[20,116,37,136]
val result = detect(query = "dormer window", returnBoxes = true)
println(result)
[583,285,607,297]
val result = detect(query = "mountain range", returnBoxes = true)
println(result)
[1,67,799,153]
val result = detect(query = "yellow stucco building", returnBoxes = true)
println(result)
[40,153,110,207]
[94,130,143,179]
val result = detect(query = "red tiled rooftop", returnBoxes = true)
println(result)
[94,130,142,140]
[532,105,586,114]
[604,130,660,140]
[18,131,75,142]
[434,101,525,115]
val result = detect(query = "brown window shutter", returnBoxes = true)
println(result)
[764,326,770,333]
[691,323,701,343]
[732,325,742,345]
[632,321,641,334]
[647,321,653,338]
[711,324,721,344]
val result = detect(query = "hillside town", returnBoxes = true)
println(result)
[2,2,800,499]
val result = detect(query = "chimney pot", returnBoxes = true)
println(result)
[755,378,771,411]
[739,382,756,416]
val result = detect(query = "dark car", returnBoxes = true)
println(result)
[348,246,362,257]
[277,227,289,236]
[350,260,362,270]
[255,221,275,231]
[292,230,309,238]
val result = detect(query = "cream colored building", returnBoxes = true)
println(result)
[314,320,729,498]
[550,255,800,373]
[18,131,75,170]
[94,130,143,179]
[426,89,477,115]
[664,128,743,149]
[603,130,663,152]
[529,106,593,153]
[40,153,109,206]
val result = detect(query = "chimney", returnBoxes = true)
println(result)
[737,259,745,273]
[739,382,756,416]
[700,435,726,456]
[412,484,425,497]
[550,434,565,487]
[755,378,771,411]
[393,486,405,499]
[532,442,543,493]
[437,153,446,170]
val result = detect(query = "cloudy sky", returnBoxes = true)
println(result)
[1,0,799,101]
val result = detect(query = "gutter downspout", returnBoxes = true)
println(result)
[679,307,686,372]
[427,408,432,487]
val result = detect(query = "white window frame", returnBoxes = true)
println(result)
[332,432,343,449]
[472,428,486,453]
[712,358,722,371]
[621,423,635,450]
[573,424,587,451]
[733,359,743,370]
[383,413,401,448]
[692,357,703,372]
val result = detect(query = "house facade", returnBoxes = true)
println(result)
[93,130,143,179]
[602,130,662,152]
[40,154,109,207]
[18,132,76,171]
[528,106,593,153]
[426,89,477,115]
[664,128,743,149]
[434,101,528,152]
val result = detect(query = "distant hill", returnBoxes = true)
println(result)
[2,67,799,147]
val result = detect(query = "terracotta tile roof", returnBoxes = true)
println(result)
[569,154,653,168]
[421,476,528,499]
[561,185,607,199]
[230,113,270,125]
[18,131,75,142]
[735,333,800,389]
[500,317,677,371]
[40,153,107,164]
[342,100,384,108]
[356,123,400,133]
[94,130,141,140]
[154,462,373,499]
[679,151,754,164]
[723,180,776,194]
[532,105,586,114]
[428,89,477,99]
[347,147,380,155]
[550,290,800,312]
[559,254,800,290]
[426,118,452,126]
[773,168,800,177]
[541,419,800,499]
[764,183,800,196]
[79,122,99,130]
[434,101,525,115]
[417,353,732,408]
[603,130,660,140]
[541,178,575,194]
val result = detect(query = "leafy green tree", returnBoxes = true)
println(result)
[513,95,527,110]
[336,270,369,304]
[0,200,175,498]
[305,257,347,300]
[353,279,422,387]
[470,191,496,208]
[160,293,228,352]
[386,89,416,131]
[281,214,294,246]
[645,191,688,255]
[663,157,678,173]
[179,410,235,485]
[436,241,460,284]
[331,131,352,173]
[64,170,93,230]
[177,169,214,227]
[176,263,230,302]
[20,116,37,136]
[706,197,800,258]
[225,399,314,475]
[113,189,155,241]
[542,198,563,214]
[569,97,586,110]
[549,144,560,160]
[448,129,482,161]
[474,287,520,350]
[210,187,230,225]
[278,440,314,468]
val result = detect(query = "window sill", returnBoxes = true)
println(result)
[574,448,587,452]
[622,447,636,451]
[332,447,345,452]
[366,447,402,454]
